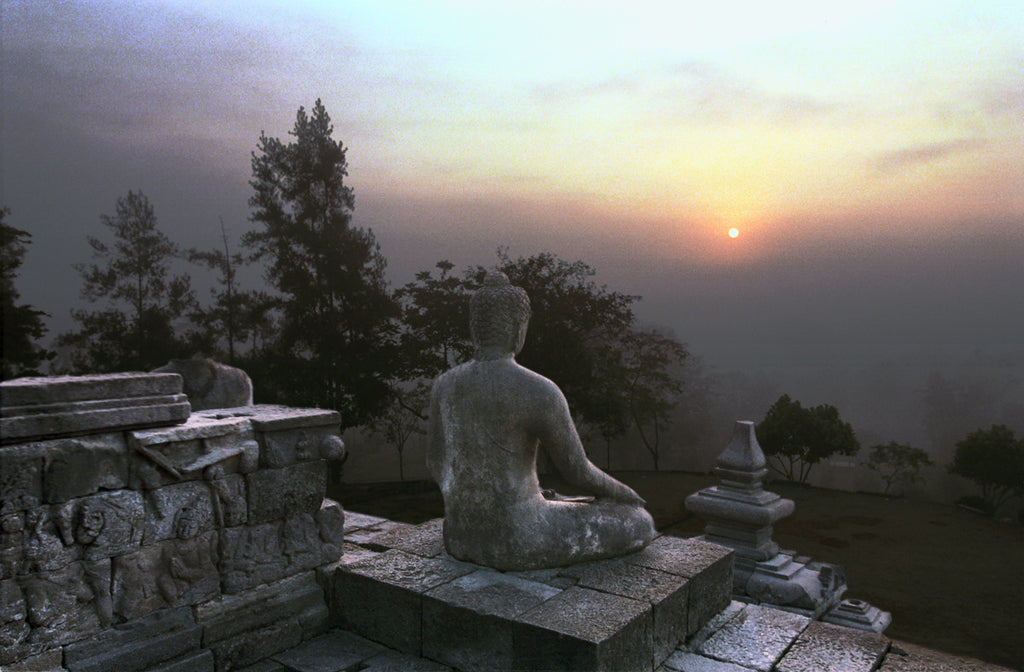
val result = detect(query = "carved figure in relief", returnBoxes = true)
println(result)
[157,507,217,604]
[427,271,655,571]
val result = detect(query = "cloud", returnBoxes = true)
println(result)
[871,138,989,173]
[530,74,640,103]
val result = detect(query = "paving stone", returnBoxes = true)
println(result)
[422,569,562,671]
[777,620,889,672]
[236,659,290,672]
[625,535,733,635]
[365,518,444,557]
[566,558,689,667]
[698,604,811,672]
[271,629,384,672]
[1,648,64,672]
[360,649,453,671]
[663,650,757,672]
[879,639,1018,671]
[513,585,653,672]
[334,549,476,654]
[685,600,745,652]
[344,520,412,546]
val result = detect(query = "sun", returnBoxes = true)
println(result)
[728,228,740,238]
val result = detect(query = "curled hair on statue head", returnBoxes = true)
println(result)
[470,271,531,351]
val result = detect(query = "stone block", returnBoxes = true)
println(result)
[54,490,145,560]
[0,373,189,445]
[141,481,215,543]
[625,535,733,635]
[271,629,384,672]
[697,604,811,672]
[0,647,64,672]
[566,558,689,667]
[218,522,285,593]
[512,586,653,672]
[63,606,201,672]
[364,517,444,557]
[246,461,326,525]
[209,617,303,671]
[422,569,562,671]
[196,571,325,645]
[129,415,257,488]
[41,434,129,503]
[1,578,30,656]
[334,549,475,654]
[147,649,215,672]
[282,513,327,574]
[246,406,341,433]
[16,561,108,651]
[21,506,74,573]
[776,620,889,672]
[259,427,338,468]
[0,443,45,514]
[1,512,26,579]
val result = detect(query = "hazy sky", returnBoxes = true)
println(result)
[3,0,1022,396]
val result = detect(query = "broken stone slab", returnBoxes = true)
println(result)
[422,569,563,671]
[333,549,477,654]
[1,373,190,445]
[624,535,733,636]
[512,585,653,672]
[697,603,811,672]
[342,510,388,533]
[128,415,258,487]
[662,650,755,672]
[62,606,201,672]
[363,518,444,558]
[776,620,889,672]
[152,359,253,411]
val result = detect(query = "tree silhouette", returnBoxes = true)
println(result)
[57,191,196,372]
[863,441,933,496]
[244,99,399,427]
[756,394,860,484]
[949,425,1024,514]
[1,208,52,378]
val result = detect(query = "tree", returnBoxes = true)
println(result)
[1,208,52,378]
[57,191,196,372]
[623,328,688,470]
[188,218,253,364]
[949,425,1024,514]
[396,260,473,379]
[244,99,400,427]
[368,381,431,481]
[863,441,933,496]
[756,394,860,484]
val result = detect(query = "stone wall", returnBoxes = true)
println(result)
[0,374,346,671]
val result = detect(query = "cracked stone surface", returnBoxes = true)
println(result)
[698,604,811,671]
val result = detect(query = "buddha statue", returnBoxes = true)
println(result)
[427,271,655,570]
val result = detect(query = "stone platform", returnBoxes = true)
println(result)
[326,512,734,672]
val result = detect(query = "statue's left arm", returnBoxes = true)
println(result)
[537,386,646,506]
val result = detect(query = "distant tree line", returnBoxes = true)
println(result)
[3,99,1022,510]
[0,99,690,475]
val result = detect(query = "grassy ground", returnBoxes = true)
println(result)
[331,472,1024,670]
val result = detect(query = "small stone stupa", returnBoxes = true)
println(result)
[686,421,890,631]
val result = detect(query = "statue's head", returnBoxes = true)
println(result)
[470,271,531,356]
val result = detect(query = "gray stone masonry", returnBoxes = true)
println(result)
[0,373,190,445]
[245,514,1014,672]
[332,516,733,672]
[0,373,345,672]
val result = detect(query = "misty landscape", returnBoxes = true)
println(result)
[2,1,1023,670]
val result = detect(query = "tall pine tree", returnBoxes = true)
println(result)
[244,99,399,427]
